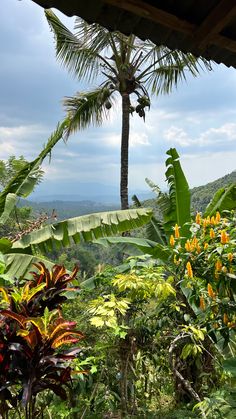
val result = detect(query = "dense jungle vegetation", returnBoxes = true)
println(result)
[0,9,236,419]
[0,148,236,419]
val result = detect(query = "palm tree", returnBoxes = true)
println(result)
[45,10,212,209]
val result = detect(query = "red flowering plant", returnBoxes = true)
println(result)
[0,263,84,419]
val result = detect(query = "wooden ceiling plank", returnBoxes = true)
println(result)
[193,0,236,50]
[214,33,236,53]
[104,0,195,35]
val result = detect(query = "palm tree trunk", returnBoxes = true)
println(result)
[120,94,130,210]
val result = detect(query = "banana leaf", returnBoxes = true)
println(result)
[12,208,152,254]
[204,183,236,217]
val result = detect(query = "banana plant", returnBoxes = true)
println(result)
[204,182,236,217]
[96,147,236,266]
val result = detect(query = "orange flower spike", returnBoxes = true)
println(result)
[207,283,216,299]
[223,313,229,325]
[203,218,208,229]
[204,242,209,251]
[210,228,215,239]
[228,253,233,263]
[185,240,191,252]
[195,212,201,225]
[170,235,175,247]
[215,259,222,272]
[220,230,229,244]
[199,296,205,310]
[215,211,221,223]
[206,216,211,225]
[210,216,215,225]
[174,224,180,239]
[186,261,193,278]
[196,244,201,254]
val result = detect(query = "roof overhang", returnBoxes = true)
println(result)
[32,0,236,68]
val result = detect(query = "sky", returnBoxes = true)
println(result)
[1,0,236,199]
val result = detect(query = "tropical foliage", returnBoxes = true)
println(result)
[0,262,84,419]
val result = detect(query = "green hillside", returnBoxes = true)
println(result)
[136,170,236,214]
[191,170,236,212]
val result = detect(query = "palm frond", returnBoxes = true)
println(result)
[45,10,108,82]
[0,121,67,223]
[138,47,213,95]
[74,18,114,55]
[64,87,114,136]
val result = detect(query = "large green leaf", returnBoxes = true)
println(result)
[95,236,171,262]
[204,183,236,217]
[163,148,191,238]
[5,253,55,280]
[12,208,152,253]
[0,121,67,223]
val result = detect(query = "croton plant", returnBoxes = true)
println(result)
[0,263,84,418]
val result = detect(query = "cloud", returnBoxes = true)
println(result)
[103,131,150,148]
[163,123,236,149]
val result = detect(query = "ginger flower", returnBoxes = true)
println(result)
[207,283,216,299]
[204,243,209,251]
[195,212,201,225]
[220,230,229,244]
[210,216,215,225]
[228,253,233,263]
[199,296,205,310]
[210,228,215,239]
[196,244,201,254]
[215,259,222,272]
[186,261,193,278]
[223,313,229,325]
[170,235,175,247]
[174,224,180,239]
[185,240,191,252]
[215,211,221,223]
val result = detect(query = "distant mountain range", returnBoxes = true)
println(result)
[23,171,236,220]
[30,182,153,204]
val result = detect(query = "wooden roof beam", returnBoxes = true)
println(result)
[104,0,194,35]
[193,0,236,51]
[104,0,236,55]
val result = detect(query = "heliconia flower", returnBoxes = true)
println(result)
[210,228,215,239]
[199,295,205,310]
[220,230,229,244]
[204,242,209,250]
[174,224,180,239]
[207,283,216,299]
[186,261,193,278]
[223,313,229,325]
[215,211,221,223]
[215,259,222,272]
[228,253,234,263]
[185,240,191,252]
[195,212,201,225]
[170,235,175,247]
